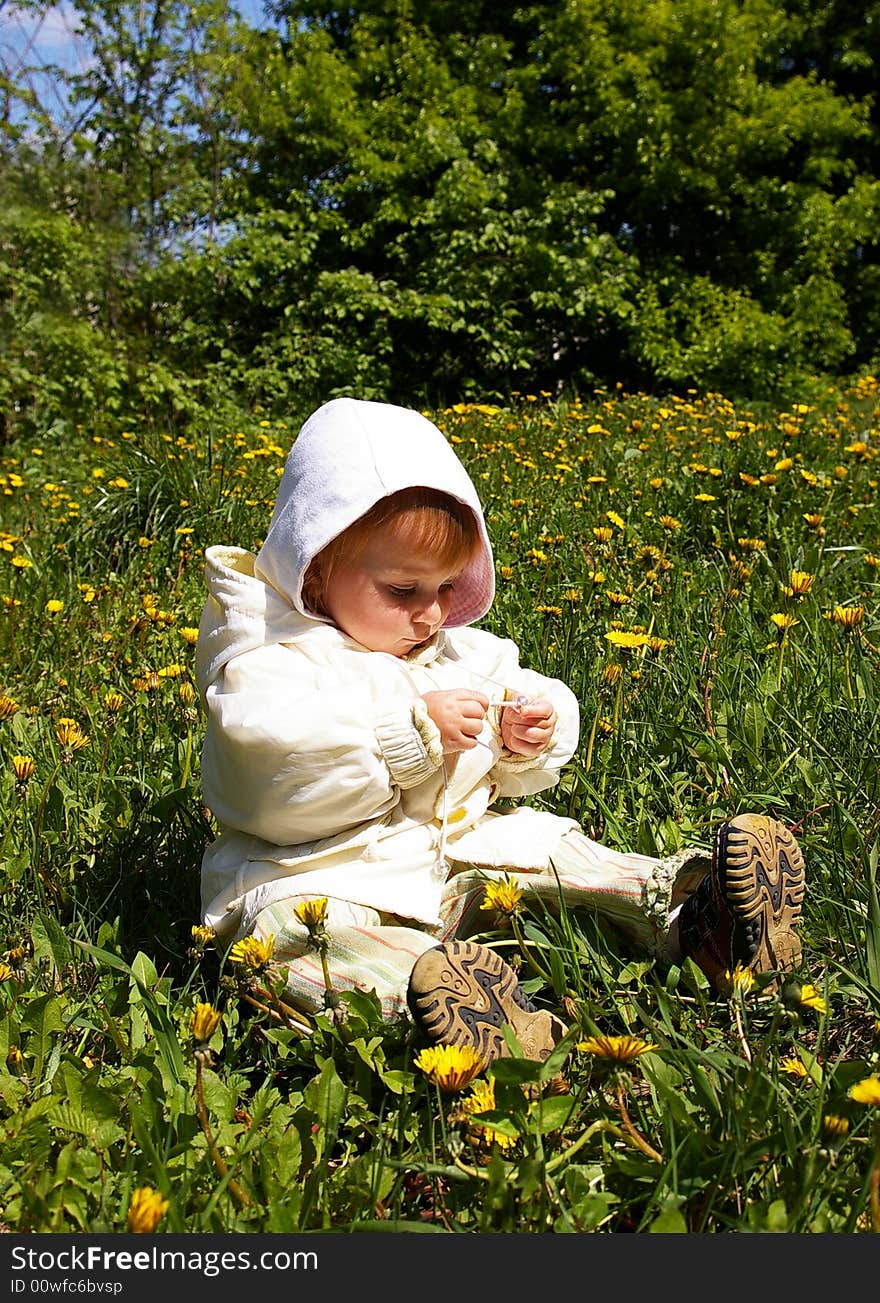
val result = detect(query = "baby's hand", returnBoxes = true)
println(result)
[500,696,556,757]
[421,689,490,753]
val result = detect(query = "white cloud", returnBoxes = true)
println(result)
[1,3,86,70]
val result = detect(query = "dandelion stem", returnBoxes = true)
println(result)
[844,642,854,702]
[615,1081,663,1164]
[584,709,600,773]
[545,1119,630,1173]
[238,988,314,1036]
[511,914,553,985]
[194,1054,252,1209]
[732,999,752,1064]
[776,637,786,692]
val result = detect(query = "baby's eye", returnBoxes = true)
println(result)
[440,582,455,593]
[388,585,415,598]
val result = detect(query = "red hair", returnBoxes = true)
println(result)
[302,487,480,619]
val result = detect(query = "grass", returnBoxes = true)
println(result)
[0,382,879,1233]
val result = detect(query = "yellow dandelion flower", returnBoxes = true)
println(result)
[803,513,825,528]
[597,717,615,735]
[848,1075,880,1106]
[865,553,880,569]
[845,441,870,457]
[659,515,681,530]
[694,492,717,502]
[822,1114,849,1139]
[191,924,216,946]
[577,1034,657,1061]
[774,457,794,471]
[560,588,582,602]
[635,545,661,567]
[602,663,623,685]
[739,473,760,486]
[605,630,650,649]
[10,555,32,569]
[606,590,630,606]
[157,663,186,679]
[0,695,20,719]
[460,1076,518,1151]
[829,605,864,629]
[0,962,15,982]
[11,755,35,784]
[179,626,200,645]
[480,876,524,917]
[45,599,64,614]
[191,1003,222,1043]
[784,571,814,598]
[606,511,625,528]
[127,1186,169,1234]
[722,962,755,995]
[780,1057,809,1079]
[737,537,766,551]
[178,680,197,705]
[56,718,90,751]
[798,984,827,1015]
[415,1043,485,1092]
[228,934,275,969]
[592,526,613,543]
[499,565,514,580]
[104,691,124,714]
[132,675,158,693]
[293,897,329,932]
[770,612,799,631]
[647,636,671,653]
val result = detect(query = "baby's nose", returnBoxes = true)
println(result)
[414,597,442,624]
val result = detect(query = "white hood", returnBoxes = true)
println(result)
[253,398,495,627]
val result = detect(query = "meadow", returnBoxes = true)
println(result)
[0,383,878,1234]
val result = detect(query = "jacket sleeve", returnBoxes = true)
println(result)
[200,643,443,845]
[457,629,581,799]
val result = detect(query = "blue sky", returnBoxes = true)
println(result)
[1,2,277,75]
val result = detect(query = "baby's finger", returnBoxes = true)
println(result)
[519,696,554,720]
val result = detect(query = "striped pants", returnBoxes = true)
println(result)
[250,829,710,1020]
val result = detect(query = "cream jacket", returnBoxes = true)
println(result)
[197,546,580,940]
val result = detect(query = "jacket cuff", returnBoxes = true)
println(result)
[376,701,444,790]
[492,748,547,774]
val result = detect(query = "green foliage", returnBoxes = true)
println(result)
[0,384,878,1232]
[3,1,880,436]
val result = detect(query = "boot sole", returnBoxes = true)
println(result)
[407,940,567,1065]
[715,814,806,981]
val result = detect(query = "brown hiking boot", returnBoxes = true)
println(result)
[407,939,568,1065]
[678,813,806,992]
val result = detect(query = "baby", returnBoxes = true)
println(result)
[196,398,806,1063]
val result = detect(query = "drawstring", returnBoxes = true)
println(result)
[436,757,450,875]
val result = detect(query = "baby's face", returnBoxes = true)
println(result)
[322,523,461,656]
